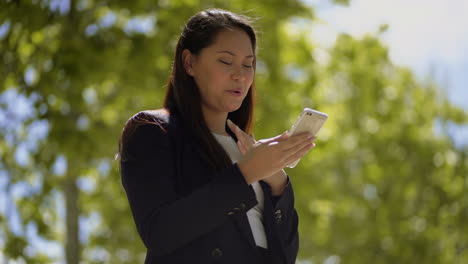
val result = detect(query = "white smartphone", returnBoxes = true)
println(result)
[286,108,328,168]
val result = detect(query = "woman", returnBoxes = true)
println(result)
[118,9,316,264]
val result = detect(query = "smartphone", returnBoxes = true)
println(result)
[286,108,328,168]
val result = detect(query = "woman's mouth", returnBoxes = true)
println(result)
[227,89,243,96]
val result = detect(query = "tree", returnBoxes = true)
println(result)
[2,0,467,263]
[283,32,468,263]
[0,0,312,263]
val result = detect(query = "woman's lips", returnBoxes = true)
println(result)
[227,89,243,96]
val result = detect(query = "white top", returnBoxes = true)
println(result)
[212,132,268,249]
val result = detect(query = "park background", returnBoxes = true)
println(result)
[1,0,467,263]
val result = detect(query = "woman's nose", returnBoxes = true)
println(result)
[231,66,246,81]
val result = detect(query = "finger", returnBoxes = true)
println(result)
[262,131,289,144]
[237,141,244,155]
[280,133,316,152]
[228,119,255,147]
[227,119,239,135]
[282,138,315,161]
[284,142,315,165]
[237,140,247,155]
[226,120,247,155]
[282,138,316,154]
[278,131,290,141]
[260,132,291,151]
[243,135,256,147]
[227,119,244,140]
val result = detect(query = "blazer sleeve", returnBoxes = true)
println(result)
[120,121,258,256]
[261,178,299,264]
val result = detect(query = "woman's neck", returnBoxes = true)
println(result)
[202,107,229,136]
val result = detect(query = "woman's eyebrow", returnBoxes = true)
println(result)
[217,50,255,58]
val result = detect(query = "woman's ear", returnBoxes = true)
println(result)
[182,49,194,76]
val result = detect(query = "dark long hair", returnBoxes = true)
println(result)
[120,9,257,171]
[166,9,257,170]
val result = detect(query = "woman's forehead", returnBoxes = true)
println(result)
[206,29,254,57]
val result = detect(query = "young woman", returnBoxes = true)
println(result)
[118,8,316,264]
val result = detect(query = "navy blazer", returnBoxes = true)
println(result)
[120,110,299,263]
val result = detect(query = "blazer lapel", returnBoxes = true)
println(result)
[170,113,258,249]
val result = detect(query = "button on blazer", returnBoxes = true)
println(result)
[120,110,299,264]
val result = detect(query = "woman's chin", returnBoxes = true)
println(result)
[226,105,242,113]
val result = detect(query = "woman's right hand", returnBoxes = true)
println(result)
[237,131,316,184]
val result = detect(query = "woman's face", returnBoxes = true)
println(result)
[184,28,255,114]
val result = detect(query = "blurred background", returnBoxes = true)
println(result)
[1,0,467,263]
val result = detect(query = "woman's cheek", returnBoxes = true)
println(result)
[247,71,255,85]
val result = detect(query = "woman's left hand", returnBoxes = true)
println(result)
[227,119,257,154]
[227,119,292,194]
[227,119,290,154]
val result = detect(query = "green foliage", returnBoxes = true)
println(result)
[284,33,468,263]
[332,0,351,6]
[1,0,467,263]
[4,231,28,259]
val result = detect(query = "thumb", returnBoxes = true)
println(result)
[262,131,289,144]
[276,131,290,141]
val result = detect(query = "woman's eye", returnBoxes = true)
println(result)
[218,59,253,68]
[219,60,232,65]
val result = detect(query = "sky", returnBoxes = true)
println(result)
[306,0,468,108]
[1,0,468,262]
[304,0,468,146]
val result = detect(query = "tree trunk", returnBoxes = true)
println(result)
[64,177,80,264]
